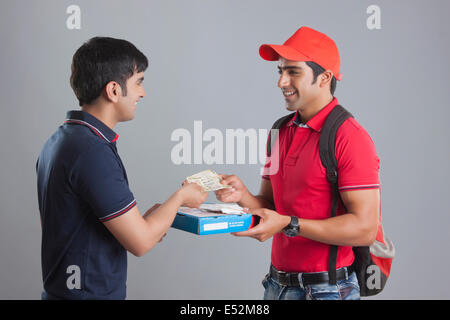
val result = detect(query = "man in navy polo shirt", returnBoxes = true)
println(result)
[215,27,381,300]
[36,37,207,300]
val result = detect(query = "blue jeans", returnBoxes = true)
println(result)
[262,270,360,300]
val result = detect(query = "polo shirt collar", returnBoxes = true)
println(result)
[288,97,339,132]
[65,110,119,143]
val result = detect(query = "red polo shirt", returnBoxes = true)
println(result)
[262,97,380,273]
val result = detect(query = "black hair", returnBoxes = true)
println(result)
[305,61,337,95]
[70,37,148,106]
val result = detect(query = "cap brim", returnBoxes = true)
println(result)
[259,44,310,62]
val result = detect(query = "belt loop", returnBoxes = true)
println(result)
[344,267,348,280]
[297,272,304,289]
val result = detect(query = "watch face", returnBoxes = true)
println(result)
[284,228,298,237]
[283,216,299,237]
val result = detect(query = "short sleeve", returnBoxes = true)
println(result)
[335,122,380,192]
[71,144,136,222]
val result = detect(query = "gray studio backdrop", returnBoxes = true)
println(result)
[1,0,449,299]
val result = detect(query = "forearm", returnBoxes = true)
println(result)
[299,213,377,247]
[142,191,183,248]
[238,191,274,210]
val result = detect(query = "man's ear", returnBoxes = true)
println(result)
[319,70,333,89]
[104,81,122,103]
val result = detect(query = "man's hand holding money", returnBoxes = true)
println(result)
[178,182,208,208]
[185,170,232,192]
[182,170,251,207]
[214,174,251,204]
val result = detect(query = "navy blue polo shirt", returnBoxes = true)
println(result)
[36,110,136,299]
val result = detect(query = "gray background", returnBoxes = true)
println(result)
[1,0,449,299]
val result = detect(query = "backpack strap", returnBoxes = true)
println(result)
[318,104,353,285]
[267,112,296,157]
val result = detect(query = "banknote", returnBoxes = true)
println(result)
[186,170,232,192]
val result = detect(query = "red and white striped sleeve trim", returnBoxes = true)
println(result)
[339,184,380,192]
[99,199,137,222]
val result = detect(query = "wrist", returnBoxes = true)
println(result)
[173,189,186,207]
[281,215,291,229]
[282,216,300,237]
[238,187,253,206]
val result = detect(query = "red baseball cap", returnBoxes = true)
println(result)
[259,26,342,81]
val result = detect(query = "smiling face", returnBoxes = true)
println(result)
[277,58,321,113]
[115,71,146,121]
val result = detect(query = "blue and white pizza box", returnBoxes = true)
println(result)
[171,203,259,235]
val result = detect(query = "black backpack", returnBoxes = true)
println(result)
[267,105,394,296]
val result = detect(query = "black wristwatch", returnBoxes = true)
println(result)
[282,216,300,237]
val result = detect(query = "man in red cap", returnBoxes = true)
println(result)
[215,26,381,300]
